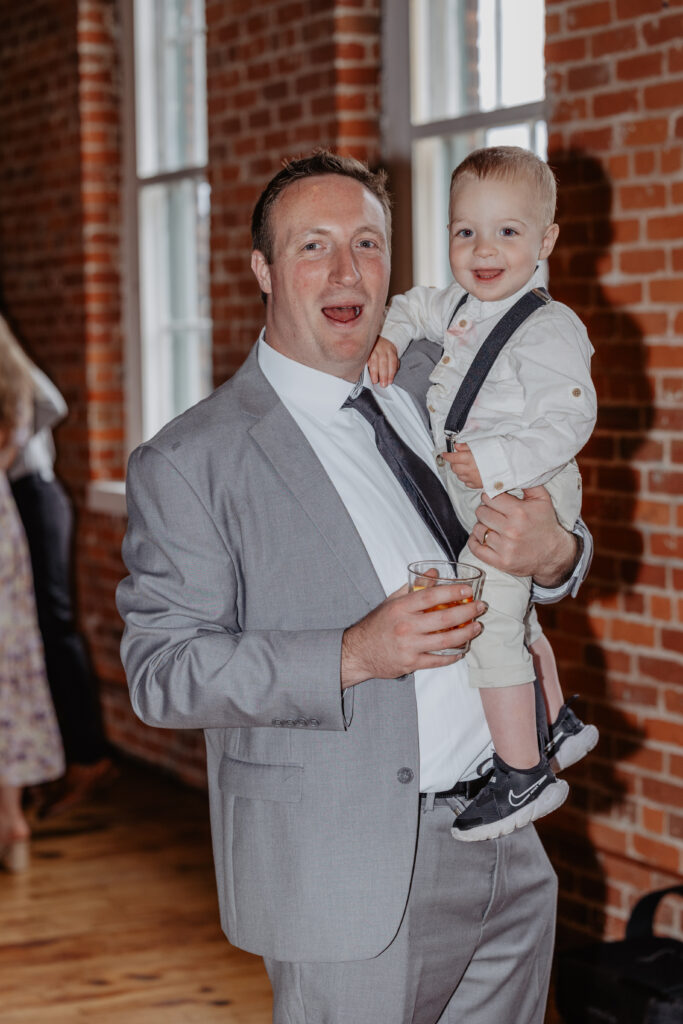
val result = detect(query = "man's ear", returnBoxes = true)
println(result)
[539,223,560,260]
[251,250,272,296]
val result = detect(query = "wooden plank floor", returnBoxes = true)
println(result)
[0,760,272,1023]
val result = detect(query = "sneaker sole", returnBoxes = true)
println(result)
[549,725,599,773]
[451,779,569,842]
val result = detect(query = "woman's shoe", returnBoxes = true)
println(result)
[0,837,30,873]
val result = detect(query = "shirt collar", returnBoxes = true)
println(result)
[258,331,374,425]
[463,264,547,320]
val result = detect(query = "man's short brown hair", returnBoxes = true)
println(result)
[251,149,392,264]
[450,146,557,226]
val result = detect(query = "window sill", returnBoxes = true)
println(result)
[87,479,127,517]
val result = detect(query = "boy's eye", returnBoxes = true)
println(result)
[500,227,518,237]
[456,228,473,238]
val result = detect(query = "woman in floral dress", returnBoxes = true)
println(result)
[0,316,64,871]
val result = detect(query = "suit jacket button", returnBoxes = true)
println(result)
[309,718,320,727]
[294,718,307,728]
[271,719,282,727]
[397,767,414,784]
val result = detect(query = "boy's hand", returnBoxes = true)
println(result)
[368,336,400,387]
[442,443,483,489]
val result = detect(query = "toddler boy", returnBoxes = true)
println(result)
[370,147,598,841]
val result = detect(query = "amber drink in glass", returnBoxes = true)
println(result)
[407,560,484,655]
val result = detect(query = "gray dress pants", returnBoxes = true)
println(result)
[265,801,557,1024]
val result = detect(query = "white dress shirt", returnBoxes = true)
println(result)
[381,266,597,498]
[258,334,492,790]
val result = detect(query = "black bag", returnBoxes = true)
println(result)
[556,885,683,1023]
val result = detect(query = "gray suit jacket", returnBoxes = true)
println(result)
[117,340,586,963]
[118,340,444,962]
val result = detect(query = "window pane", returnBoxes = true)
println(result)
[410,0,476,124]
[477,0,497,112]
[412,132,485,288]
[410,0,545,125]
[138,178,212,439]
[135,0,208,177]
[500,0,544,108]
[485,123,533,149]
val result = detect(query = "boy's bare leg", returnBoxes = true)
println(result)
[530,634,564,723]
[480,681,538,768]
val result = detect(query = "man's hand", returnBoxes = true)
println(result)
[341,583,485,689]
[368,336,400,388]
[467,485,578,587]
[442,443,482,489]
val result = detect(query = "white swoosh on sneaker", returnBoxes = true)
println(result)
[508,777,547,808]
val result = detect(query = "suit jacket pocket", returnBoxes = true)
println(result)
[218,755,304,803]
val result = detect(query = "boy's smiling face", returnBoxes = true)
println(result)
[448,174,559,303]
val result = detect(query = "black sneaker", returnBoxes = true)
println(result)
[450,753,569,842]
[545,696,599,773]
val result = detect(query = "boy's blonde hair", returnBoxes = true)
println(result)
[450,146,557,227]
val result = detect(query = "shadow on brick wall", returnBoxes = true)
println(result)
[537,150,653,952]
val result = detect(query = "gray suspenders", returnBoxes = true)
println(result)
[443,287,552,452]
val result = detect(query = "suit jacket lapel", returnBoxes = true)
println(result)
[237,349,386,608]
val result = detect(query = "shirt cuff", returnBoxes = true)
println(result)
[531,517,593,604]
[468,436,515,497]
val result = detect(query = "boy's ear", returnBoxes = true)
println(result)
[539,223,559,260]
[251,250,272,296]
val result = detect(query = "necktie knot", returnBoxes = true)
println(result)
[342,387,381,425]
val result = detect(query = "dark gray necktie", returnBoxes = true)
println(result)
[342,387,467,561]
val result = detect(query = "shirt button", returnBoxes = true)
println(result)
[493,481,504,491]
[572,387,582,397]
[442,355,450,364]
[435,454,445,467]
[458,318,468,328]
[428,404,435,413]
[397,767,414,784]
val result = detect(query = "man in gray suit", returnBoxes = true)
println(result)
[117,151,592,1023]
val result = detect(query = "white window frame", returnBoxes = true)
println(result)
[381,0,547,290]
[90,0,211,516]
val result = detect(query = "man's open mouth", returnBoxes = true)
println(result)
[322,305,362,323]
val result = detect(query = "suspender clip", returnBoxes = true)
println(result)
[444,430,459,453]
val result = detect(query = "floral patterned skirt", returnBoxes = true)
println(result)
[0,473,64,786]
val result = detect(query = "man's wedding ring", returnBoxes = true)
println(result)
[482,528,490,546]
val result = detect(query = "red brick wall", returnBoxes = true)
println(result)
[0,0,86,490]
[540,0,683,948]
